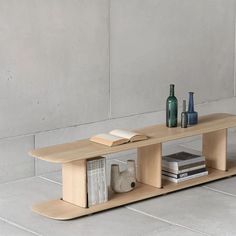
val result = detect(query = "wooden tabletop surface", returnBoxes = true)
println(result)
[29,113,236,164]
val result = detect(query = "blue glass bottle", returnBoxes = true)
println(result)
[187,92,198,125]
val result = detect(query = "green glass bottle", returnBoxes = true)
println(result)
[166,84,178,127]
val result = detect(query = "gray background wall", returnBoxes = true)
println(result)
[0,0,236,182]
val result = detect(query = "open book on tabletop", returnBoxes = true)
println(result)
[90,129,148,147]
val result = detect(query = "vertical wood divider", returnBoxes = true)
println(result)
[202,129,227,171]
[137,143,162,188]
[62,159,87,208]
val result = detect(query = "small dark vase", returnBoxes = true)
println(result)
[181,100,188,128]
[187,92,198,125]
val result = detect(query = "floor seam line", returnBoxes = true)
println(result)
[0,216,42,236]
[202,186,236,197]
[126,206,211,236]
[0,176,40,186]
[38,176,62,185]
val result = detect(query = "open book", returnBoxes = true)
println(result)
[90,129,148,147]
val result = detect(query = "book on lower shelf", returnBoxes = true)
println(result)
[162,151,208,183]
[87,157,108,207]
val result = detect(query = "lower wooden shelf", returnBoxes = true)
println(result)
[32,160,236,220]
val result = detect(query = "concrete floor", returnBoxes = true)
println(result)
[1,133,236,236]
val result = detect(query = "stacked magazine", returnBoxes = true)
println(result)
[162,151,208,183]
[87,157,108,207]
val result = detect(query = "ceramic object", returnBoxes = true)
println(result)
[110,160,136,193]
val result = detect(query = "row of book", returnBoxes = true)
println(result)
[87,157,108,207]
[162,151,208,183]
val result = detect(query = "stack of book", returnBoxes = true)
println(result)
[162,151,208,183]
[87,156,108,207]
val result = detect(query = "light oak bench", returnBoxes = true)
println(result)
[29,113,236,220]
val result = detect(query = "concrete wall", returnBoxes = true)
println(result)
[0,0,236,182]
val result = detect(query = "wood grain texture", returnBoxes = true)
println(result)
[203,129,227,171]
[29,113,236,163]
[137,144,162,188]
[62,160,87,208]
[32,160,236,220]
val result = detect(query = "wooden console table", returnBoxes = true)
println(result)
[29,113,236,220]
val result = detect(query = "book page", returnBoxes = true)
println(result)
[109,129,139,140]
[91,133,124,142]
[90,133,129,146]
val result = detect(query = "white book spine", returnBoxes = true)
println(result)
[162,171,208,183]
[103,158,108,202]
[162,165,206,174]
[98,159,102,203]
[102,159,108,203]
[87,161,92,206]
[94,160,99,205]
[162,156,205,169]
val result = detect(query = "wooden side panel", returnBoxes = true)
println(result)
[62,160,87,208]
[137,143,162,188]
[203,129,227,171]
